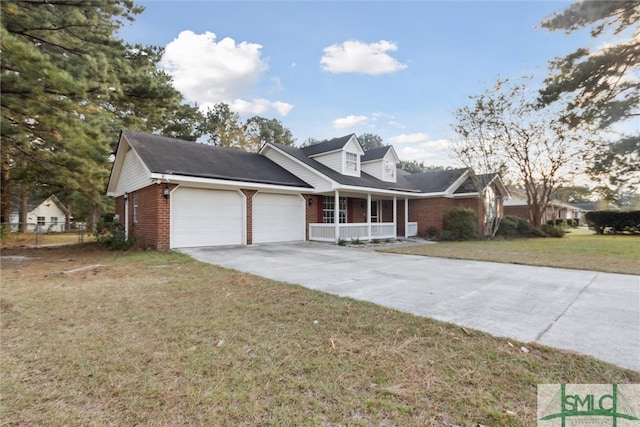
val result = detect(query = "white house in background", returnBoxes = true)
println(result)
[504,189,587,223]
[10,195,72,232]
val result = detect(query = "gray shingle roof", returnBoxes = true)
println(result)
[361,146,391,162]
[454,173,498,194]
[122,130,311,188]
[404,169,468,193]
[301,134,356,156]
[271,142,421,192]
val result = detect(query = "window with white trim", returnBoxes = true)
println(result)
[345,152,358,172]
[133,191,138,223]
[50,217,58,226]
[323,196,347,223]
[37,216,45,226]
[384,160,395,178]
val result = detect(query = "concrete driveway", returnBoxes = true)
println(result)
[179,241,640,371]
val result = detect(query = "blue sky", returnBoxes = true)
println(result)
[119,1,597,166]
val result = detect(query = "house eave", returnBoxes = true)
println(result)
[149,173,312,194]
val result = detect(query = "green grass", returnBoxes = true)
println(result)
[1,244,638,426]
[385,229,639,275]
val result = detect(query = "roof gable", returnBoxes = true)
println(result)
[404,168,469,193]
[301,134,363,157]
[266,142,420,193]
[361,146,399,163]
[111,131,311,190]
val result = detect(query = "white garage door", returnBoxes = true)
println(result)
[253,193,304,244]
[171,188,243,248]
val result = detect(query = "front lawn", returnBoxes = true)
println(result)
[1,244,638,426]
[385,229,640,275]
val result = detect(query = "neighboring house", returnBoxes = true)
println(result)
[106,131,508,250]
[504,189,587,223]
[9,195,72,232]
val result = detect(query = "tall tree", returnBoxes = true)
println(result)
[358,133,385,151]
[1,0,142,224]
[244,116,295,152]
[199,103,247,149]
[452,77,581,226]
[540,0,639,198]
[1,1,201,227]
[397,161,446,174]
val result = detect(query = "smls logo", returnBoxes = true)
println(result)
[538,384,640,427]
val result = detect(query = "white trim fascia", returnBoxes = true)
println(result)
[445,169,472,196]
[106,133,154,196]
[261,144,338,188]
[149,173,312,194]
[452,192,480,198]
[307,148,342,158]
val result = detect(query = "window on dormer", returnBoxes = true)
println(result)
[346,152,357,171]
[384,160,395,178]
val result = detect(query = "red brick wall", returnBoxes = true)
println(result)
[408,197,455,236]
[504,205,529,221]
[241,189,257,244]
[113,184,174,251]
[305,195,319,239]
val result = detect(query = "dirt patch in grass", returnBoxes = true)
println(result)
[1,244,638,426]
[384,232,640,275]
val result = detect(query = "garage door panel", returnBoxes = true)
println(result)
[171,188,243,248]
[253,193,304,244]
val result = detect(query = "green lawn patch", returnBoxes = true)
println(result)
[1,244,638,426]
[385,229,639,275]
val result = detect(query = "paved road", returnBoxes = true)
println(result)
[180,241,640,371]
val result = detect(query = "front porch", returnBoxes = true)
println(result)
[306,191,418,242]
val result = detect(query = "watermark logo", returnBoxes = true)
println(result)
[538,384,640,427]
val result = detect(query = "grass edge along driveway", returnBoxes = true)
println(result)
[1,244,639,426]
[382,231,640,276]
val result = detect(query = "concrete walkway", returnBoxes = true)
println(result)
[180,241,640,371]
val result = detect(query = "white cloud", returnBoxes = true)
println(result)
[388,133,430,144]
[332,115,369,129]
[160,30,291,116]
[227,98,293,116]
[320,40,408,75]
[392,135,454,164]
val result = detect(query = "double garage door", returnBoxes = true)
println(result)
[171,188,304,248]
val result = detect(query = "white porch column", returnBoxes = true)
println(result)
[334,190,340,242]
[367,193,372,241]
[393,196,397,239]
[404,197,409,238]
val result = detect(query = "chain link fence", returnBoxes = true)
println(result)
[1,222,88,248]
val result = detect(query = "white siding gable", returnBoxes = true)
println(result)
[361,147,399,183]
[115,147,152,195]
[311,136,364,177]
[261,146,333,191]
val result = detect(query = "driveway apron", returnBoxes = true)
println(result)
[179,241,640,371]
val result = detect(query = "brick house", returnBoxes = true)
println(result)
[107,131,508,250]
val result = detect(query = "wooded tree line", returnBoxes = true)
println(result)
[1,0,637,230]
[1,0,294,228]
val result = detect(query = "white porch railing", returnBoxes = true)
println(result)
[309,222,396,242]
[407,222,418,237]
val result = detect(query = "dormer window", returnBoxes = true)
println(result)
[384,160,395,178]
[345,152,358,171]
